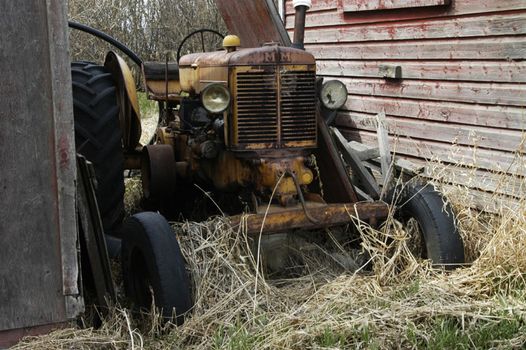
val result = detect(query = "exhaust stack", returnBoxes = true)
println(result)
[292,0,311,50]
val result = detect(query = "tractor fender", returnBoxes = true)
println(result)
[104,51,142,151]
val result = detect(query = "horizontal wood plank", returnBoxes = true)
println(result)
[346,144,525,198]
[331,77,526,107]
[420,161,526,199]
[301,13,526,44]
[317,60,526,83]
[285,0,526,28]
[343,0,450,12]
[340,129,526,175]
[341,95,526,130]
[336,112,526,152]
[307,37,526,60]
[439,183,523,213]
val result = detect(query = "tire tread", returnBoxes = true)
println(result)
[71,62,125,235]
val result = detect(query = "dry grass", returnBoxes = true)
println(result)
[13,155,526,349]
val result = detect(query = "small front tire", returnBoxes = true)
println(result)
[121,212,192,324]
[387,182,465,269]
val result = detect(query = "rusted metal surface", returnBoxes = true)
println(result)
[0,0,81,343]
[179,45,315,91]
[210,0,358,205]
[215,0,291,48]
[172,41,322,204]
[179,42,315,67]
[230,64,317,151]
[258,157,314,206]
[142,62,183,101]
[142,0,372,224]
[312,116,359,203]
[292,4,307,49]
[178,45,317,151]
[230,201,389,235]
[144,81,183,101]
[104,51,142,150]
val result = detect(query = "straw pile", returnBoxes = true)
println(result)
[14,160,526,349]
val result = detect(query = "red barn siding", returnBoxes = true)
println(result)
[285,0,526,207]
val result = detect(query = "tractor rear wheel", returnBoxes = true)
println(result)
[71,61,125,236]
[387,182,465,269]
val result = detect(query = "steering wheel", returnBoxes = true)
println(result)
[176,29,225,62]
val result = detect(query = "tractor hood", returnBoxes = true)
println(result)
[178,44,315,94]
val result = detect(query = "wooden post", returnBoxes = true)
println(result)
[0,0,82,346]
[375,111,394,198]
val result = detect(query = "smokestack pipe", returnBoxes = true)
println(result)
[292,0,311,50]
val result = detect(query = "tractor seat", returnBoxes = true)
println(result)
[143,61,180,81]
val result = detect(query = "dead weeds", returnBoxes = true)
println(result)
[13,156,526,349]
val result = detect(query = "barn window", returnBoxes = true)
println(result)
[343,0,451,12]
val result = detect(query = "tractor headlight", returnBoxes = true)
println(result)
[201,84,231,114]
[320,80,348,110]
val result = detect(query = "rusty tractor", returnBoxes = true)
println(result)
[70,0,464,324]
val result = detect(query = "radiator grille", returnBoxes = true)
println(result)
[234,67,316,149]
[280,71,317,142]
[236,71,277,144]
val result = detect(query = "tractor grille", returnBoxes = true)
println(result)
[236,71,278,144]
[234,67,316,149]
[280,71,317,142]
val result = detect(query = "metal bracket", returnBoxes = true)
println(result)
[379,65,402,79]
[331,127,381,199]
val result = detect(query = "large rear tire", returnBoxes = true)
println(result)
[121,212,192,324]
[71,61,125,236]
[388,182,465,269]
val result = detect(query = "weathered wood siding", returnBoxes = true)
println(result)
[285,0,526,207]
[0,0,81,345]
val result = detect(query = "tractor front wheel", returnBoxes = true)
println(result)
[387,182,465,269]
[121,212,192,324]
